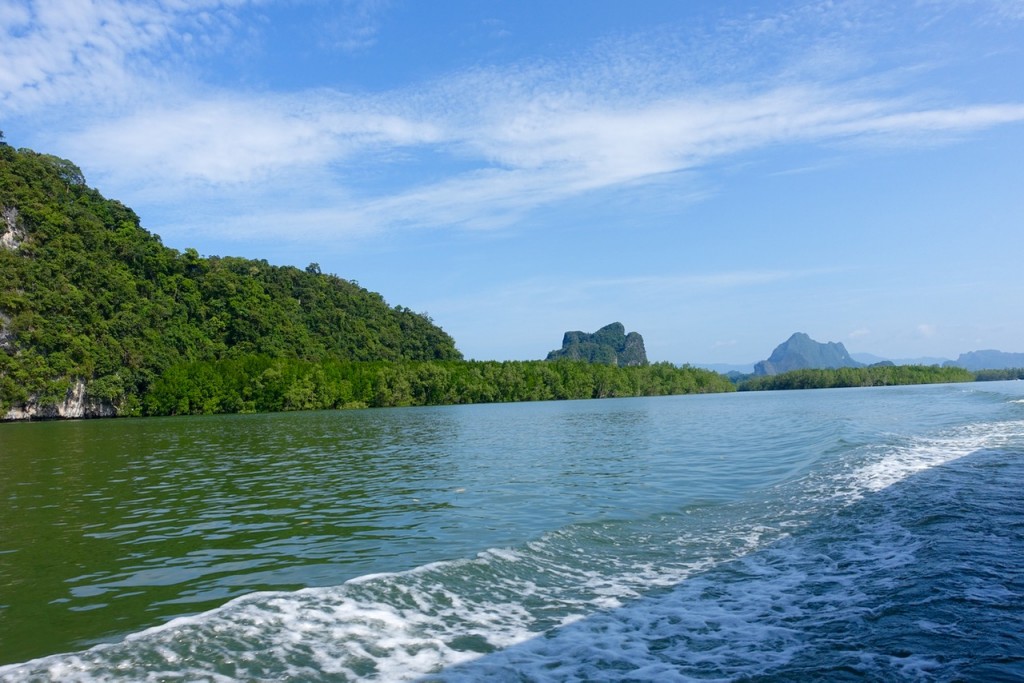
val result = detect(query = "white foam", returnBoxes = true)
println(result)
[435,473,950,681]
[5,419,1021,682]
[837,419,1024,500]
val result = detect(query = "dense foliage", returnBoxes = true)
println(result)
[974,368,1024,381]
[143,357,735,415]
[0,143,460,414]
[0,138,1004,420]
[738,365,974,391]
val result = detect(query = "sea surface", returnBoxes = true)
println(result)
[1,382,1023,681]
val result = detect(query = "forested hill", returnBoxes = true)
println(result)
[0,141,461,417]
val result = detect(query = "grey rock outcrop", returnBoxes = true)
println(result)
[2,380,117,421]
[546,322,648,367]
[754,332,863,376]
[1,206,24,250]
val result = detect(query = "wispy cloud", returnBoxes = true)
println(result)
[4,0,1024,242]
[65,93,442,186]
[65,81,1024,239]
[440,268,826,316]
[320,0,392,53]
[0,0,251,114]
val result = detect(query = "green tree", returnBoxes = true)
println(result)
[0,142,462,417]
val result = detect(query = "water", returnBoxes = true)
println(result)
[1,382,1022,680]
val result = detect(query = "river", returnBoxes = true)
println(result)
[1,382,1022,680]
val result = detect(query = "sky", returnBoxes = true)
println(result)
[2,0,1023,365]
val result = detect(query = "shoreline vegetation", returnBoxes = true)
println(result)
[6,358,1007,421]
[143,357,734,416]
[1,140,1020,422]
[736,365,977,392]
[139,359,1004,417]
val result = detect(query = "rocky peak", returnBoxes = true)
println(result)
[753,332,863,376]
[546,322,648,367]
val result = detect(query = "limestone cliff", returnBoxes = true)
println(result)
[754,332,863,376]
[1,206,24,250]
[2,380,117,421]
[546,322,648,367]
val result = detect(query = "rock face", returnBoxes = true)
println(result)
[0,312,13,353]
[546,322,648,367]
[754,332,863,376]
[945,350,1024,371]
[1,206,24,250]
[2,380,116,421]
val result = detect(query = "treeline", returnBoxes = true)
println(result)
[143,357,735,415]
[973,368,1024,381]
[0,143,460,414]
[738,365,974,391]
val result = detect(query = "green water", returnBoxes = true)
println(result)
[4,387,1023,680]
[2,399,707,665]
[0,410,462,664]
[2,395,773,665]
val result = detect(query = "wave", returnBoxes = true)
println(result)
[4,419,1022,682]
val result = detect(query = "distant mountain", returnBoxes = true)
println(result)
[754,332,863,376]
[851,353,950,366]
[892,356,951,366]
[850,352,889,365]
[696,362,755,375]
[945,350,1024,371]
[546,322,648,367]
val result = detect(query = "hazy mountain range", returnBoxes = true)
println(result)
[698,335,1024,376]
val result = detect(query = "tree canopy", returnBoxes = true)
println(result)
[0,144,460,415]
[142,357,736,415]
[738,365,973,391]
[0,142,998,420]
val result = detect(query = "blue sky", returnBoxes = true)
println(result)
[2,0,1023,364]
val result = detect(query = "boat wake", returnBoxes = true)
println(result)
[4,419,1022,682]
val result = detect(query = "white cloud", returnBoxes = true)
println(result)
[0,1,31,28]
[65,93,442,187]
[0,0,252,114]
[5,0,1024,242]
[320,0,392,53]
[351,86,1023,234]
[79,79,1024,239]
[825,104,1024,138]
